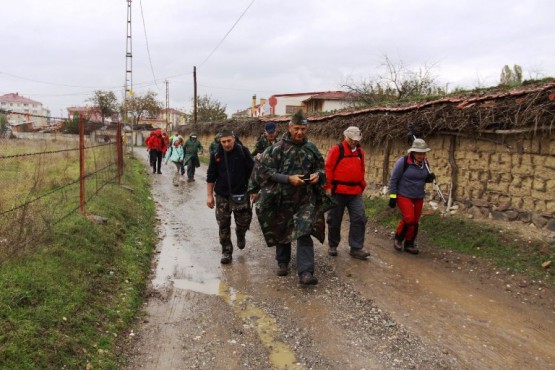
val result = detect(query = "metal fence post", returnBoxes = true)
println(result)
[79,114,85,215]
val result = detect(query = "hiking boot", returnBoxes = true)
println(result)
[299,272,318,285]
[393,239,403,252]
[328,246,338,256]
[277,263,289,276]
[237,234,246,250]
[404,243,419,255]
[187,178,194,183]
[157,171,162,174]
[220,252,232,264]
[349,248,370,260]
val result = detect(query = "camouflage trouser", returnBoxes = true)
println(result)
[215,194,252,253]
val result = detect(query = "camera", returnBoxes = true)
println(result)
[302,174,311,182]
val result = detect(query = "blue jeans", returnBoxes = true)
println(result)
[276,234,314,275]
[326,193,367,249]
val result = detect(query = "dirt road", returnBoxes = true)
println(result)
[124,154,555,370]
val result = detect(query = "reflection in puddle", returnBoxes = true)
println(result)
[219,283,305,370]
[172,278,221,295]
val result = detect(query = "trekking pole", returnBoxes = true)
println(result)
[424,161,447,205]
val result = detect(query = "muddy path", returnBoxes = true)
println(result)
[124,152,555,370]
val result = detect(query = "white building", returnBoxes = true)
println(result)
[267,91,351,116]
[0,92,50,127]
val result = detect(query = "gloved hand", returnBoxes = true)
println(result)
[426,172,436,183]
[388,197,397,208]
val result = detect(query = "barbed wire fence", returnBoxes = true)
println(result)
[0,111,124,263]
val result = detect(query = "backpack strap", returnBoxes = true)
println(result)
[403,155,409,173]
[332,143,344,172]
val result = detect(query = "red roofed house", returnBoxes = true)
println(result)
[0,92,50,127]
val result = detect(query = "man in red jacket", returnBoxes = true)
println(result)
[324,126,370,259]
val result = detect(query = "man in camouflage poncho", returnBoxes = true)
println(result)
[249,111,332,285]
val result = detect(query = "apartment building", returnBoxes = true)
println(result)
[0,92,50,127]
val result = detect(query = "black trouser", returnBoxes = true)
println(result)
[149,150,162,172]
[276,234,314,275]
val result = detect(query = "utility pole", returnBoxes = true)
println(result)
[193,66,197,124]
[165,80,169,132]
[124,0,134,149]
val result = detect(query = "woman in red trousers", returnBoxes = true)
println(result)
[388,138,435,254]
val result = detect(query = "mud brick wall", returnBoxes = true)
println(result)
[197,131,555,230]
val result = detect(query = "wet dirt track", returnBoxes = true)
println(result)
[125,152,555,370]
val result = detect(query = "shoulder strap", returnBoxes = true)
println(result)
[332,143,344,172]
[403,155,409,173]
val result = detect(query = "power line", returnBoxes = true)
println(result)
[198,0,257,69]
[0,71,122,90]
[139,0,159,90]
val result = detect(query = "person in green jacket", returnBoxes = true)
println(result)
[183,132,204,182]
[208,132,222,156]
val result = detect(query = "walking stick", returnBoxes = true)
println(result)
[408,130,447,205]
[424,161,447,205]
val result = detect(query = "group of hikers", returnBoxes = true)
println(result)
[149,110,437,285]
[145,129,204,185]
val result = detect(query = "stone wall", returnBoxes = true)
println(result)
[196,130,555,231]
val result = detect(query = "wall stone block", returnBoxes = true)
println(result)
[532,178,546,192]
[487,181,509,193]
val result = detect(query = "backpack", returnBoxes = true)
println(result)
[152,135,163,151]
[333,143,363,172]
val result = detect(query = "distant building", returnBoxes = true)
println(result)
[302,91,352,114]
[265,91,351,116]
[0,92,50,127]
[159,108,186,131]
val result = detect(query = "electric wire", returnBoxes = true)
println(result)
[139,0,159,90]
[197,0,257,69]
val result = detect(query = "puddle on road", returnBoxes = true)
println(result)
[152,215,222,296]
[171,278,220,295]
[219,282,305,370]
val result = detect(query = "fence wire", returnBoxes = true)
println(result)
[0,136,121,262]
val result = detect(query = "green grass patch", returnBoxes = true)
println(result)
[365,197,555,285]
[0,155,157,369]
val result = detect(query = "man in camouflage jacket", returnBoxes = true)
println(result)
[249,111,332,285]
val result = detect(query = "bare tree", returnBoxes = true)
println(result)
[342,55,442,107]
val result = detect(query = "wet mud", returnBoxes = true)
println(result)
[124,152,555,370]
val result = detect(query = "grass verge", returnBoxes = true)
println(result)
[0,154,156,369]
[365,197,555,286]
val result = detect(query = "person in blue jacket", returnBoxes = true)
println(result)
[388,138,435,254]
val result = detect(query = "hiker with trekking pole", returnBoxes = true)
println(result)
[388,134,442,254]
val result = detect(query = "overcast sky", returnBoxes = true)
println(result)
[1,0,554,119]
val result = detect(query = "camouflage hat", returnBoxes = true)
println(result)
[290,110,307,125]
[215,132,223,140]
